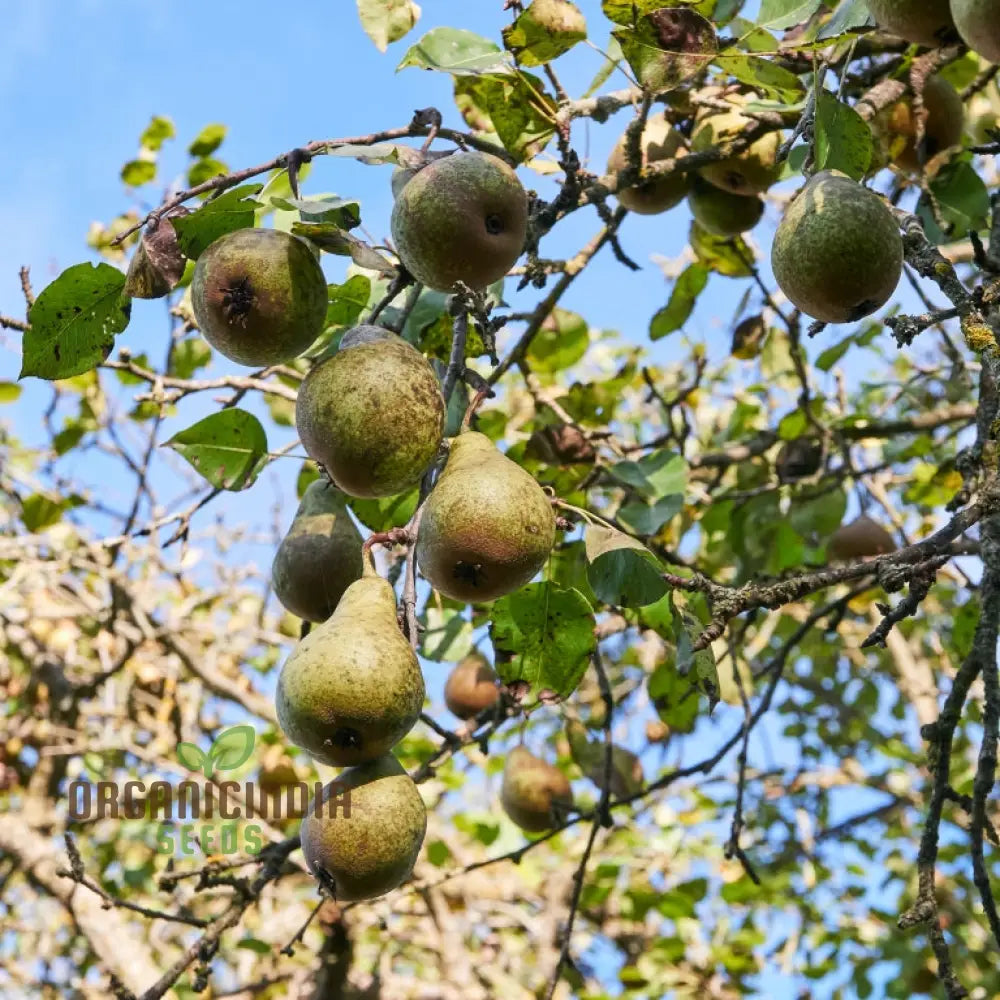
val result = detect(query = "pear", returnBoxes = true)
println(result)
[390,151,528,291]
[276,560,425,766]
[444,651,500,719]
[867,0,957,46]
[687,178,764,237]
[951,0,1000,63]
[416,430,556,602]
[391,166,419,199]
[300,754,426,901]
[827,515,897,561]
[500,746,574,832]
[191,228,328,367]
[771,170,903,323]
[690,108,781,196]
[270,480,364,623]
[296,329,445,498]
[873,75,965,173]
[775,438,823,483]
[606,113,690,215]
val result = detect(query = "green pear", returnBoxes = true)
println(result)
[872,75,965,173]
[606,113,690,215]
[500,746,574,832]
[691,109,781,196]
[687,178,764,237]
[416,430,556,602]
[270,480,364,623]
[191,228,328,367]
[300,754,426,901]
[390,151,528,292]
[951,0,1000,63]
[827,515,897,561]
[771,170,903,323]
[296,329,445,498]
[444,651,500,719]
[867,0,957,46]
[276,560,425,766]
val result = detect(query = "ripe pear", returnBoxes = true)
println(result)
[827,515,897,560]
[867,0,957,46]
[874,75,965,173]
[191,228,328,366]
[691,109,781,196]
[416,430,556,602]
[606,113,690,215]
[500,746,574,832]
[270,480,364,623]
[444,651,500,719]
[300,754,426,901]
[951,0,1000,63]
[771,170,903,323]
[687,178,764,237]
[296,329,444,498]
[276,560,425,766]
[390,151,528,291]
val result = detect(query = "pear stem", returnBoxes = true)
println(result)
[551,498,617,532]
[361,527,413,566]
[461,387,491,431]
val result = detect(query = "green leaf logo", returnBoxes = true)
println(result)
[176,725,255,778]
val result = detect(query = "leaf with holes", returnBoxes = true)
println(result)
[165,409,268,491]
[21,263,131,380]
[490,583,595,699]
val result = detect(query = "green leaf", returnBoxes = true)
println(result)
[689,222,753,277]
[164,408,268,491]
[171,184,263,259]
[648,660,698,734]
[121,159,156,187]
[490,583,596,698]
[188,123,227,157]
[526,308,588,371]
[676,611,719,712]
[814,91,872,180]
[610,450,687,499]
[291,222,396,275]
[584,525,668,608]
[169,338,213,379]
[613,8,716,93]
[139,115,175,151]
[21,492,82,532]
[713,53,804,102]
[21,263,131,380]
[616,494,684,536]
[924,160,990,236]
[187,157,230,189]
[326,275,372,327]
[502,2,586,67]
[650,265,709,340]
[601,1,675,26]
[758,0,823,28]
[235,938,271,954]
[420,606,474,662]
[350,489,419,531]
[0,382,22,403]
[270,195,361,230]
[451,72,556,162]
[397,27,512,76]
[176,742,207,772]
[208,724,256,772]
[357,0,421,52]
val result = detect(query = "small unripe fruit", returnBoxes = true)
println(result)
[687,178,764,237]
[951,0,1000,63]
[867,0,957,46]
[191,228,328,367]
[771,171,903,324]
[607,113,690,215]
